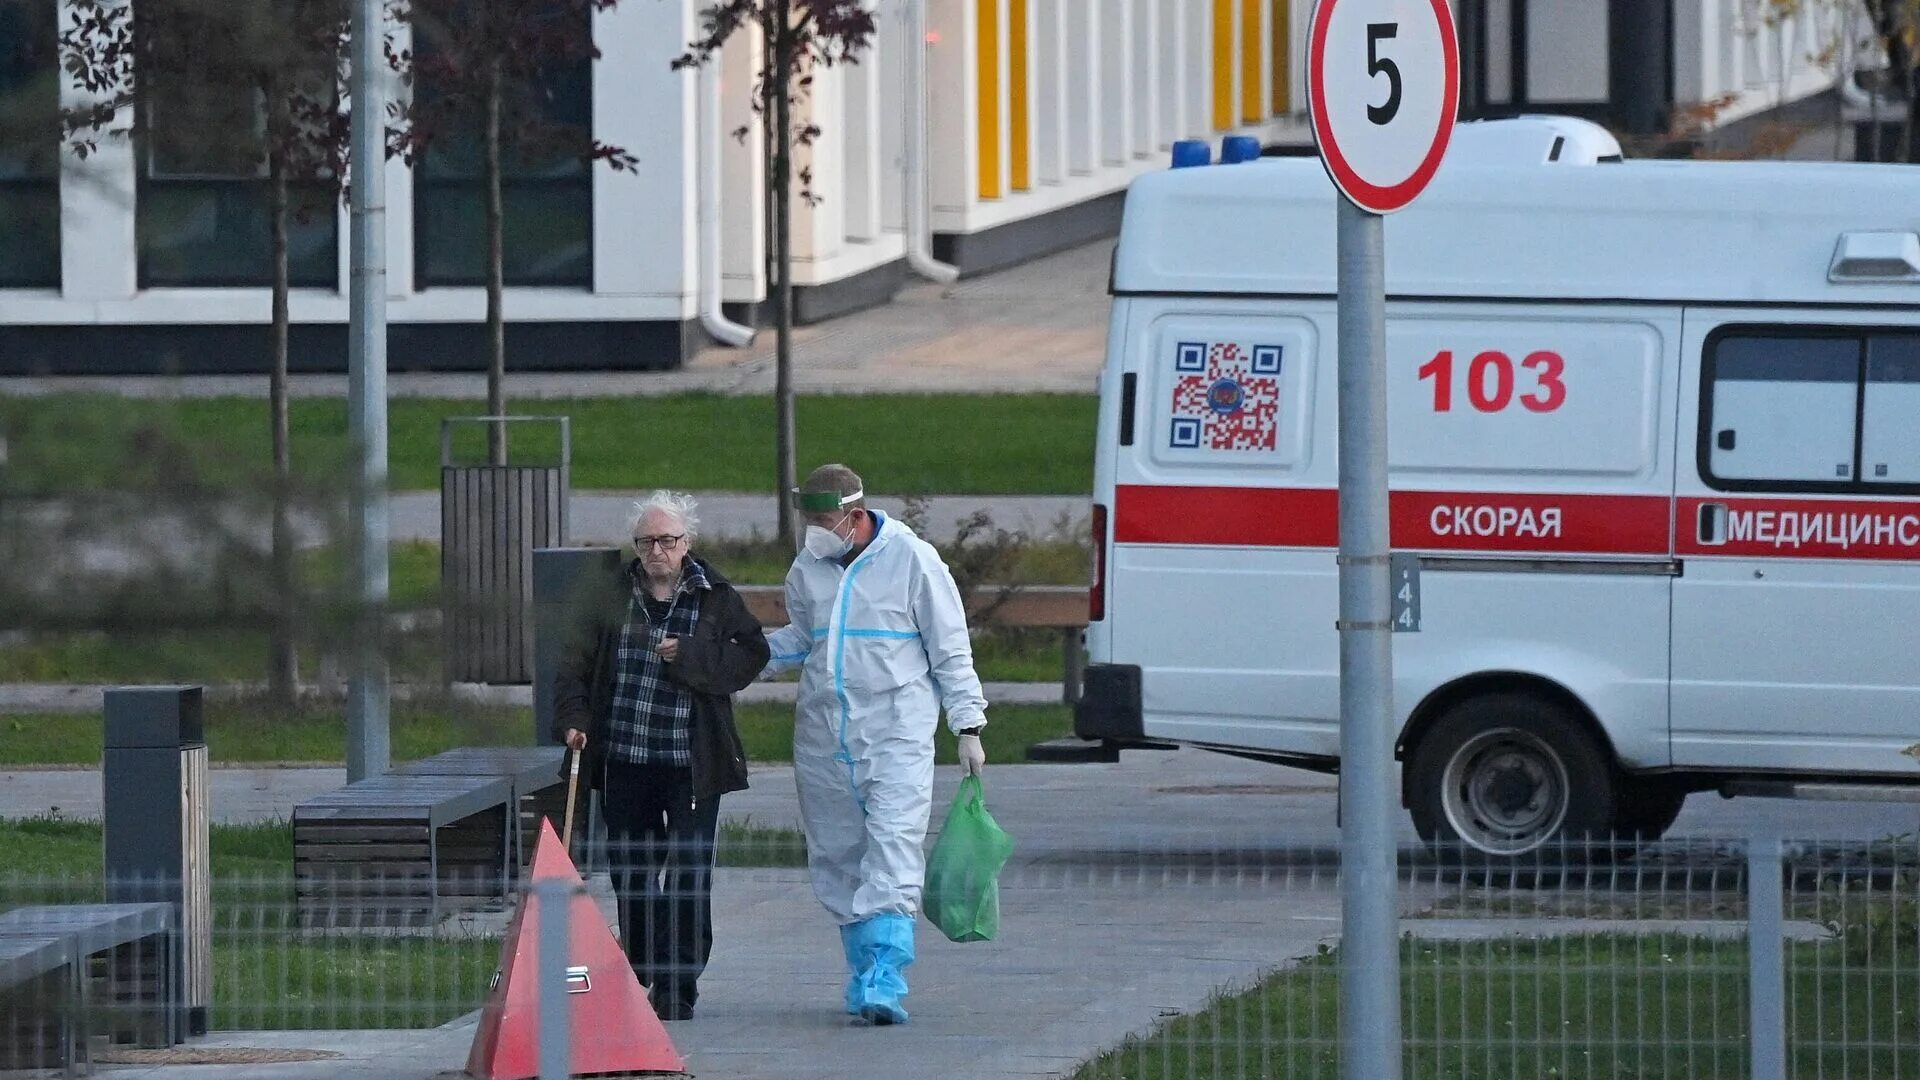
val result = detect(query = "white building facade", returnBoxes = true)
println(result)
[0,0,1863,374]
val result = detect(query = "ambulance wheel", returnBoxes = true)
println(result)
[1408,693,1618,876]
[1614,779,1686,844]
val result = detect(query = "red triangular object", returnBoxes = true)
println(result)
[466,817,686,1079]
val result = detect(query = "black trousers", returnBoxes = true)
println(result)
[601,760,721,1005]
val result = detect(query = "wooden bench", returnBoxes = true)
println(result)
[736,584,1092,701]
[391,746,568,878]
[0,902,178,1060]
[292,774,513,929]
[0,934,84,1076]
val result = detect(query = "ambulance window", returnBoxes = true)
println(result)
[1862,336,1920,485]
[1704,334,1861,488]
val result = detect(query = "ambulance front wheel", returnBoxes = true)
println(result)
[1407,692,1618,867]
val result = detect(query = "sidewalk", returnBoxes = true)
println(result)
[0,679,1068,716]
[0,241,1113,401]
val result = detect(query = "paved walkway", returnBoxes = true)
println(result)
[0,241,1113,401]
[0,678,1068,715]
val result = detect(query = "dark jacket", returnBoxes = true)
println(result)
[551,556,770,801]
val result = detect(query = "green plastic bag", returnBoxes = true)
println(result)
[923,775,1016,943]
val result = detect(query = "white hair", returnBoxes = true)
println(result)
[629,490,700,542]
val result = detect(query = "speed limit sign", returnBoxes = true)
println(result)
[1307,0,1459,214]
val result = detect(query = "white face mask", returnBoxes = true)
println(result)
[804,515,855,560]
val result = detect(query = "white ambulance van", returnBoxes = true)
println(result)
[1075,117,1920,862]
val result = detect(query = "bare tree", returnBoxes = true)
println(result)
[386,0,635,465]
[63,0,354,709]
[675,0,876,547]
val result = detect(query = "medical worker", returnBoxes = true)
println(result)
[761,463,989,1026]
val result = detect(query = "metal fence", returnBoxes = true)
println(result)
[2,831,1916,1078]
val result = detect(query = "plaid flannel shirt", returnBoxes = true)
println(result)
[605,560,708,767]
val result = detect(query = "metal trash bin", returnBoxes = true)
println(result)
[441,416,571,684]
[103,685,208,1041]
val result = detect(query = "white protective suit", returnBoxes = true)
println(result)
[762,510,988,925]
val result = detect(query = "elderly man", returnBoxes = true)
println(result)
[761,463,989,1026]
[552,490,768,1021]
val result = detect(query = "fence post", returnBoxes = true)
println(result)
[536,877,573,1080]
[1747,829,1787,1080]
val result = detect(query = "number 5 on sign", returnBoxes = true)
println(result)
[1308,0,1459,215]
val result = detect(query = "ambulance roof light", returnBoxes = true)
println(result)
[1221,135,1262,163]
[1828,231,1920,283]
[1171,140,1212,168]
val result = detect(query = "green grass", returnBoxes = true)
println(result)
[0,701,536,766]
[1072,935,1920,1080]
[0,393,1096,496]
[0,700,1072,767]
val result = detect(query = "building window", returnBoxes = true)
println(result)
[411,10,594,289]
[0,0,61,289]
[135,9,339,289]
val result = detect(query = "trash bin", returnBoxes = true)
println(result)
[441,416,571,684]
[103,685,209,1041]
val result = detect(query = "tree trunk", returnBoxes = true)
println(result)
[268,149,299,710]
[772,1,797,549]
[485,54,508,465]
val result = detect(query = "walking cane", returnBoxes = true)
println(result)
[560,744,583,850]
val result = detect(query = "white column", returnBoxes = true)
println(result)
[1189,0,1211,138]
[593,0,694,308]
[843,41,884,242]
[876,0,908,231]
[927,0,976,219]
[1035,0,1068,184]
[1133,0,1159,155]
[1067,0,1100,175]
[1100,0,1132,165]
[720,27,765,305]
[790,64,847,278]
[57,0,136,303]
[1161,0,1186,143]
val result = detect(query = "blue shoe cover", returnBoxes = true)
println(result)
[838,923,863,1015]
[847,914,914,1025]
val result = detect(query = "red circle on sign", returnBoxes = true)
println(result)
[1307,0,1459,214]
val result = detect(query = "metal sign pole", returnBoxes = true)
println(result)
[347,0,391,782]
[1335,195,1402,1080]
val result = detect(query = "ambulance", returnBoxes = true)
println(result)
[1074,116,1920,862]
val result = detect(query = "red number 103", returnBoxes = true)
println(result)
[1418,349,1566,413]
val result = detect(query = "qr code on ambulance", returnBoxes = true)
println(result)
[1169,342,1282,452]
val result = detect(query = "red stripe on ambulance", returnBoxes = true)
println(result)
[1113,485,1669,555]
[1678,498,1920,562]
[1116,486,1920,561]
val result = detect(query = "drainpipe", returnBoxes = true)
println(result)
[699,59,754,346]
[904,0,959,284]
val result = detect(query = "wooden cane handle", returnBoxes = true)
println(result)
[561,748,582,850]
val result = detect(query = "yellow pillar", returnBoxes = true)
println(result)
[1211,0,1235,131]
[978,0,1003,199]
[1010,0,1030,190]
[1241,0,1263,124]
[1271,0,1290,115]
